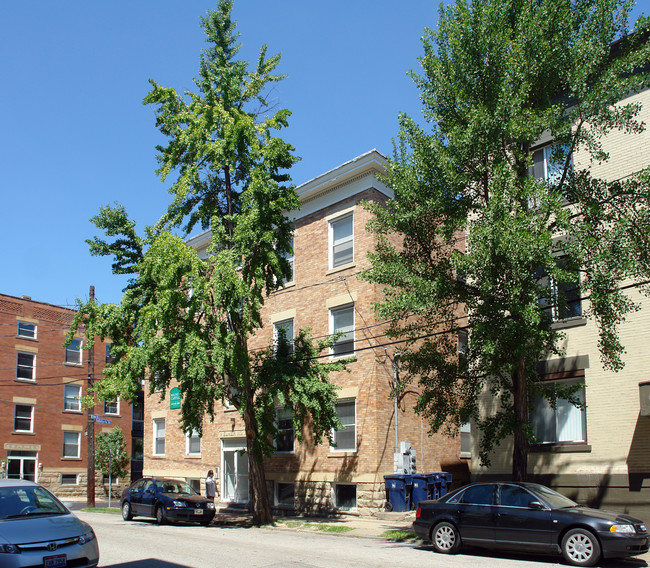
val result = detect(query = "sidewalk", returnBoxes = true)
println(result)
[65,500,417,539]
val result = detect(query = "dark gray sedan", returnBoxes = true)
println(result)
[413,481,648,567]
[120,477,216,526]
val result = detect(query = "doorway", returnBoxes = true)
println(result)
[6,450,37,481]
[221,438,249,503]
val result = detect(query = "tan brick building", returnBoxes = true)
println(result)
[472,87,650,519]
[0,293,138,500]
[142,150,470,514]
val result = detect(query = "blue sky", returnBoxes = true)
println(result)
[1,1,646,308]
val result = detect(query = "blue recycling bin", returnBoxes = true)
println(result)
[411,474,431,508]
[384,474,412,512]
[438,472,452,497]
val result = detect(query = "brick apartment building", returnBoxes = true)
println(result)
[142,150,470,513]
[0,293,142,500]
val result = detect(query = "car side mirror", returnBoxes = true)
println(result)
[528,500,545,510]
[145,488,154,495]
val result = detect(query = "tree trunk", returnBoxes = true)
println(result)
[511,358,529,481]
[243,404,273,525]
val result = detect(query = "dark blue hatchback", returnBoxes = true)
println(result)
[120,477,216,526]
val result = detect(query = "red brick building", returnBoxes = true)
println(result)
[143,150,469,514]
[0,293,139,500]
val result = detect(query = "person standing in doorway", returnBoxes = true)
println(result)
[205,470,217,501]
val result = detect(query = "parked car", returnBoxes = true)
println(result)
[413,481,648,567]
[0,479,99,568]
[120,477,216,526]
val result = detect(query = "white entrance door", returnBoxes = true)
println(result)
[222,438,249,503]
[6,451,37,481]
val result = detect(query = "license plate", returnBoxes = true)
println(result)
[44,554,67,568]
[194,508,203,515]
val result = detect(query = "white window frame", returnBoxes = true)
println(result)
[14,404,34,433]
[274,407,295,453]
[16,351,36,381]
[104,398,120,415]
[186,429,201,455]
[153,418,166,456]
[64,384,82,412]
[17,321,37,339]
[532,379,586,444]
[65,338,83,365]
[273,318,294,356]
[61,473,78,485]
[329,304,355,357]
[330,399,356,452]
[460,422,471,456]
[62,431,81,458]
[329,212,354,269]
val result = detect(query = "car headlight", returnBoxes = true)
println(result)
[78,530,96,545]
[207,502,215,509]
[610,524,636,534]
[0,544,20,554]
[172,500,186,507]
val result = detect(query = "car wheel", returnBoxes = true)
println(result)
[431,521,460,554]
[155,505,166,525]
[561,528,601,567]
[121,501,133,521]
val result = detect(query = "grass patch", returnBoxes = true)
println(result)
[281,521,306,528]
[380,530,418,540]
[314,524,354,533]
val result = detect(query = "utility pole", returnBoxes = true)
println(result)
[86,285,96,508]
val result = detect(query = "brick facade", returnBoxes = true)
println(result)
[0,293,135,501]
[143,150,469,514]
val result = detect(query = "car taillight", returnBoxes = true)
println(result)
[416,507,421,518]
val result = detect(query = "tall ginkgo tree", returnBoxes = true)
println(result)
[68,0,345,525]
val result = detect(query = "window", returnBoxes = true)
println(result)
[459,484,494,505]
[189,479,201,494]
[61,473,78,485]
[532,379,586,444]
[331,399,356,452]
[105,343,114,363]
[531,144,571,186]
[16,352,35,381]
[279,236,294,285]
[65,338,82,365]
[273,318,294,356]
[153,418,166,455]
[14,404,34,433]
[132,437,144,462]
[104,398,119,415]
[275,407,294,453]
[64,384,82,411]
[329,213,353,269]
[538,259,582,321]
[460,422,471,455]
[330,304,354,357]
[62,431,81,458]
[187,429,201,455]
[276,482,295,507]
[499,484,536,508]
[333,484,356,510]
[17,321,36,339]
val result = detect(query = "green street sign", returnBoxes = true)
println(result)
[170,387,181,410]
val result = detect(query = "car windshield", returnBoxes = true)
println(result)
[0,486,68,519]
[529,484,578,509]
[160,481,195,495]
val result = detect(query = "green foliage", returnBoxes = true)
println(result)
[364,0,650,474]
[95,427,129,480]
[69,0,344,524]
